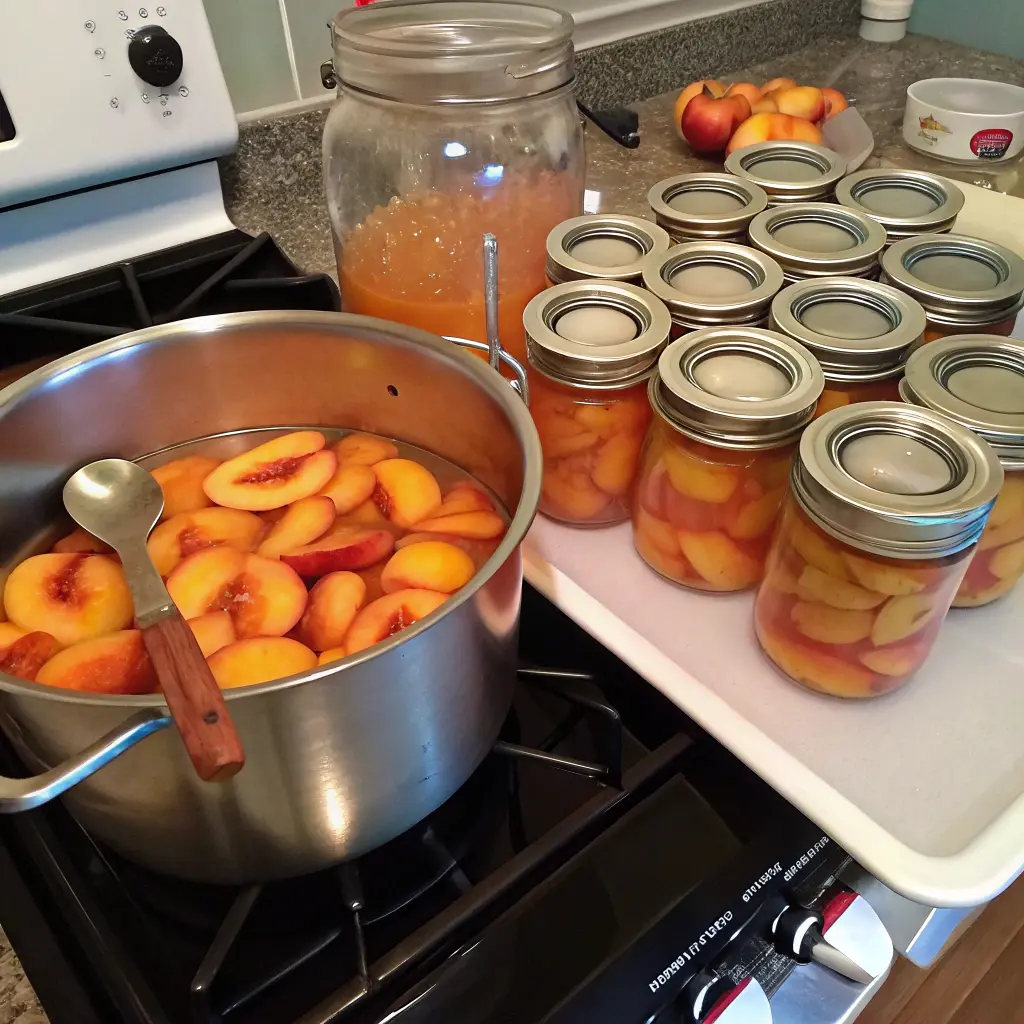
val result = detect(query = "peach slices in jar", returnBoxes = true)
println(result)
[754,403,1004,698]
[524,280,672,526]
[633,326,823,591]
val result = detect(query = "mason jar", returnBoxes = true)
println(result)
[755,403,1003,698]
[881,234,1024,344]
[901,336,1024,607]
[724,141,847,205]
[324,1,585,365]
[545,215,671,286]
[647,173,769,242]
[770,277,926,416]
[634,327,823,591]
[524,281,672,526]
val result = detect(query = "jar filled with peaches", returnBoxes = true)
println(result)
[770,277,926,417]
[901,336,1024,608]
[634,327,824,591]
[525,281,672,525]
[755,403,1004,698]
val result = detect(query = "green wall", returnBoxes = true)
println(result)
[909,0,1024,60]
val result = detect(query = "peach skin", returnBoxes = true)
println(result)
[344,589,448,655]
[674,79,726,136]
[725,113,823,156]
[147,507,265,577]
[822,87,848,120]
[280,526,395,577]
[35,630,157,695]
[208,637,318,689]
[380,541,475,595]
[256,495,336,558]
[296,571,367,652]
[681,87,751,153]
[0,631,61,682]
[726,82,762,106]
[150,456,221,519]
[771,86,826,123]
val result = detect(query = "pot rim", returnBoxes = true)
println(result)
[0,311,543,707]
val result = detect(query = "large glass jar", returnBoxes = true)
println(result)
[755,403,1003,698]
[323,2,585,364]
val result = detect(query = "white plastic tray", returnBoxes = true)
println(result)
[523,182,1024,909]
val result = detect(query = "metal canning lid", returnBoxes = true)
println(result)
[835,169,965,241]
[770,277,926,381]
[792,401,1004,558]
[650,326,824,449]
[546,215,672,284]
[331,1,574,104]
[880,233,1024,327]
[723,141,847,204]
[646,173,769,241]
[747,203,887,281]
[641,242,785,329]
[524,280,672,388]
[900,336,1024,470]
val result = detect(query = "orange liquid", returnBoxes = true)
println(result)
[339,172,580,364]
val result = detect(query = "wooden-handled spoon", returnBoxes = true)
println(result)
[63,459,244,782]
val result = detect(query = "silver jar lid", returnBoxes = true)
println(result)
[331,1,574,104]
[747,203,887,281]
[524,280,673,388]
[546,215,673,285]
[650,326,824,449]
[835,169,965,242]
[881,233,1024,327]
[723,141,847,204]
[641,242,785,329]
[647,173,769,241]
[900,336,1024,469]
[793,402,1004,559]
[770,277,926,381]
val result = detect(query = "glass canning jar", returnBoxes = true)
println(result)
[755,403,1003,698]
[545,215,671,286]
[524,281,672,525]
[324,1,585,365]
[634,327,823,591]
[901,336,1024,607]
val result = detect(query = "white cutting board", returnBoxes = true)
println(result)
[524,181,1024,909]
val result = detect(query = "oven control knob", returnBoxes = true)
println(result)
[128,25,184,87]
[677,973,772,1023]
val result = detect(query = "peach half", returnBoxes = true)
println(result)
[372,459,442,529]
[208,637,317,689]
[256,495,336,559]
[147,507,264,577]
[432,483,496,517]
[319,464,377,515]
[203,431,337,511]
[187,611,237,658]
[150,456,221,519]
[393,531,500,570]
[344,589,448,654]
[0,631,61,682]
[52,528,113,555]
[35,630,157,695]
[332,432,399,467]
[381,541,475,596]
[280,526,395,577]
[296,571,366,652]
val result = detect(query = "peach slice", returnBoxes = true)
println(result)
[591,434,641,498]
[574,401,649,440]
[256,495,336,559]
[35,630,157,694]
[0,622,27,648]
[381,541,475,596]
[52,528,113,555]
[634,525,691,581]
[167,548,308,639]
[725,487,786,540]
[147,507,265,577]
[318,647,346,666]
[319,464,377,515]
[768,563,801,595]
[150,456,221,519]
[333,432,399,467]
[788,515,850,580]
[795,565,886,611]
[663,446,740,504]
[635,508,681,557]
[280,527,395,577]
[4,554,134,648]
[990,538,1024,581]
[411,510,506,540]
[758,624,874,697]
[187,611,237,658]
[953,574,1017,607]
[344,589,448,655]
[357,562,387,604]
[296,571,367,652]
[372,459,442,528]
[677,530,761,590]
[638,462,669,519]
[542,467,610,522]
[338,498,389,526]
[433,483,496,517]
[859,644,925,677]
[842,552,928,596]
[870,593,940,646]
[0,631,61,682]
[542,429,600,460]
[393,532,500,571]
[208,637,317,689]
[791,601,874,645]
[203,431,338,511]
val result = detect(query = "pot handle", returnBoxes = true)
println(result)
[0,710,172,813]
[445,336,531,406]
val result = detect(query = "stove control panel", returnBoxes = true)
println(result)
[678,973,773,1023]
[0,0,236,209]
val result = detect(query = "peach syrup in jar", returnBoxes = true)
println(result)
[633,326,823,591]
[755,402,1004,698]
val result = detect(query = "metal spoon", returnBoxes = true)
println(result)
[63,459,245,782]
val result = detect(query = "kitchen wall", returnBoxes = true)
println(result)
[908,0,1024,61]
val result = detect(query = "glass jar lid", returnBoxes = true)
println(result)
[546,215,672,284]
[723,141,847,204]
[793,402,1004,558]
[881,233,1024,326]
[770,277,926,381]
[650,326,823,448]
[331,1,574,104]
[747,204,887,280]
[900,336,1024,469]
[835,169,964,240]
[641,242,784,327]
[524,280,672,388]
[646,173,769,240]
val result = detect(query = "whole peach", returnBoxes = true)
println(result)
[771,86,826,123]
[681,88,752,153]
[725,82,762,106]
[761,77,796,94]
[751,96,779,115]
[725,112,824,156]
[673,79,727,138]
[822,87,849,120]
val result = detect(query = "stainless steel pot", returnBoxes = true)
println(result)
[0,312,542,883]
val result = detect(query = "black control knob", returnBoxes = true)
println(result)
[128,25,184,87]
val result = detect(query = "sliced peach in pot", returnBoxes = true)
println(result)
[410,510,506,540]
[167,548,308,640]
[0,631,61,682]
[318,647,347,666]
[4,553,134,648]
[208,637,317,689]
[381,541,475,596]
[52,527,113,555]
[187,611,237,658]
[393,532,500,570]
[150,455,221,519]
[280,527,395,578]
[296,571,367,652]
[333,432,399,467]
[203,431,337,511]
[0,622,27,648]
[319,464,377,516]
[432,483,496,517]
[256,495,336,559]
[147,507,265,577]
[337,498,389,526]
[677,531,761,590]
[36,630,157,695]
[344,589,448,655]
[372,459,442,528]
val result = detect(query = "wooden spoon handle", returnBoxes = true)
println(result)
[141,611,245,782]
